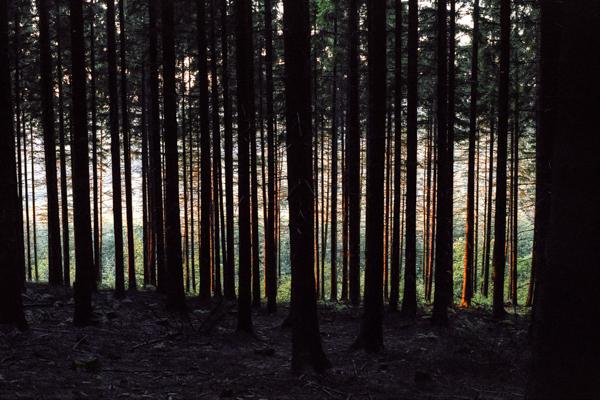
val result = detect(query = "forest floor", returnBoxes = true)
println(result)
[1,284,530,400]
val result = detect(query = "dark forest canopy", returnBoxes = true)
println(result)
[0,0,598,398]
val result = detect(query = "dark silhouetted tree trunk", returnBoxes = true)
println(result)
[0,0,27,328]
[528,2,600,397]
[221,0,235,299]
[148,0,166,292]
[56,1,71,286]
[107,0,125,297]
[432,0,451,326]
[162,0,186,310]
[346,0,361,306]
[329,0,339,303]
[265,0,277,312]
[389,0,402,312]
[492,0,510,319]
[401,0,418,318]
[283,0,331,372]
[197,0,212,301]
[70,0,94,326]
[119,0,136,291]
[37,0,63,286]
[235,0,254,332]
[461,0,479,308]
[482,108,494,296]
[355,0,386,352]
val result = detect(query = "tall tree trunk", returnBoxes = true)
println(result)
[235,0,255,332]
[264,0,277,312]
[197,0,213,301]
[70,0,94,326]
[355,0,386,352]
[511,58,520,306]
[446,0,456,305]
[492,0,510,319]
[31,125,39,281]
[346,0,361,307]
[148,0,166,292]
[401,0,418,318]
[432,0,450,326]
[329,0,339,303]
[56,1,71,286]
[221,0,235,299]
[119,0,136,291]
[141,66,153,286]
[461,0,479,308]
[0,0,27,328]
[23,111,32,282]
[283,0,330,372]
[107,0,125,297]
[37,0,63,286]
[209,0,223,298]
[161,0,186,310]
[90,6,101,287]
[389,0,402,311]
[528,2,600,397]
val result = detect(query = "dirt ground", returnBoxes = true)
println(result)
[0,284,530,399]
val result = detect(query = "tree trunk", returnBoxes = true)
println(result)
[209,0,223,298]
[56,1,71,286]
[221,0,235,300]
[461,0,479,308]
[264,0,277,312]
[119,0,136,291]
[0,0,27,328]
[148,0,166,292]
[283,0,330,372]
[482,108,494,296]
[346,0,361,307]
[329,0,339,303]
[389,0,402,311]
[90,7,101,287]
[401,0,418,318]
[161,0,186,310]
[432,0,451,326]
[492,0,510,319]
[354,0,386,352]
[37,0,63,286]
[235,0,255,332]
[107,0,125,297]
[70,0,94,326]
[528,3,600,397]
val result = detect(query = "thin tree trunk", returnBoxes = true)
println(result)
[56,1,71,286]
[329,0,339,303]
[221,0,235,299]
[37,0,63,285]
[389,0,402,311]
[461,0,479,307]
[107,0,125,297]
[31,125,39,281]
[346,0,361,307]
[90,5,101,287]
[492,0,510,319]
[401,0,418,318]
[482,108,494,296]
[119,0,136,291]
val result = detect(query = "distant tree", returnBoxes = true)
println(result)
[283,0,330,372]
